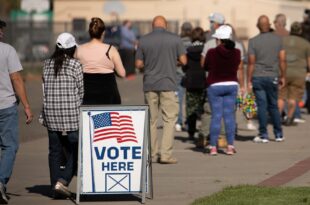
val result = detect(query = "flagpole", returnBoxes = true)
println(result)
[88,111,96,192]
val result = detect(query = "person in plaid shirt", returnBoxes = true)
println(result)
[42,33,83,199]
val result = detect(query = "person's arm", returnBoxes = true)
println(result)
[238,60,245,94]
[178,54,187,66]
[76,62,84,104]
[278,49,286,89]
[10,72,33,124]
[111,46,126,78]
[135,42,144,70]
[247,54,255,93]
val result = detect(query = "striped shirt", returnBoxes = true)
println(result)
[42,58,84,131]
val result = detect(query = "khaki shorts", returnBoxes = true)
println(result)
[279,75,305,101]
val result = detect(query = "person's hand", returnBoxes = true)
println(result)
[239,86,246,96]
[279,76,285,89]
[24,107,33,124]
[246,82,253,94]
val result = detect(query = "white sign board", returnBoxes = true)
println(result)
[76,106,152,204]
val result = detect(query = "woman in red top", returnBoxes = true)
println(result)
[204,25,243,155]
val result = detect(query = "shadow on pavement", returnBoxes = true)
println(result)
[235,134,256,142]
[78,194,142,203]
[26,185,51,198]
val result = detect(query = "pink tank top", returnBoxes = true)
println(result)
[76,43,114,74]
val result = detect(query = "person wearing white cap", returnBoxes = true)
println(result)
[41,32,84,198]
[204,25,243,156]
[200,12,226,67]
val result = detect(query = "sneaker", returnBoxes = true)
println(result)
[293,118,306,123]
[209,146,218,156]
[0,183,8,204]
[159,157,178,164]
[226,145,236,155]
[246,122,257,130]
[54,181,71,198]
[175,124,182,132]
[253,136,269,143]
[275,137,285,142]
[283,118,297,126]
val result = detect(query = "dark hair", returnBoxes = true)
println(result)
[49,46,76,77]
[220,39,235,50]
[89,17,105,39]
[191,27,205,42]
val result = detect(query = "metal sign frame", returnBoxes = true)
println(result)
[76,105,153,204]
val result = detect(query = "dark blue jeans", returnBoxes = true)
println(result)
[48,130,78,187]
[252,77,283,139]
[207,85,238,146]
[0,104,18,186]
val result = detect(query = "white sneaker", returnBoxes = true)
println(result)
[275,137,285,142]
[253,136,269,143]
[175,124,182,132]
[246,122,257,130]
[293,118,306,123]
[55,181,71,198]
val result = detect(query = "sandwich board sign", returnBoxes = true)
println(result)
[76,105,153,204]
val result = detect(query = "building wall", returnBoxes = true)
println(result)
[54,0,310,38]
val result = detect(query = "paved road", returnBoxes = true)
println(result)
[8,74,310,205]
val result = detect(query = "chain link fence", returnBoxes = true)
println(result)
[3,20,183,62]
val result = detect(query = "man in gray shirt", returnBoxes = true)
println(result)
[0,19,33,204]
[247,15,286,143]
[136,16,187,164]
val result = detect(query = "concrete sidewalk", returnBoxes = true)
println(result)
[8,74,310,205]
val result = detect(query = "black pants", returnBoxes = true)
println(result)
[119,49,135,76]
[48,130,78,187]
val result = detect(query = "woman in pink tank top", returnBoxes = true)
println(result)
[75,17,126,104]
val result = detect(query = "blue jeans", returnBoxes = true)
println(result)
[48,130,78,187]
[207,85,238,146]
[0,104,18,186]
[252,77,283,139]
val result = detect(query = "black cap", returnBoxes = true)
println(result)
[0,19,6,28]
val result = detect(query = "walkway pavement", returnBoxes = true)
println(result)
[8,74,310,205]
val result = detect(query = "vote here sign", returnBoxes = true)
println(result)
[79,107,148,194]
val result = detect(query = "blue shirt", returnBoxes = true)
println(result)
[120,26,136,49]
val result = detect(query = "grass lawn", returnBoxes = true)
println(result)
[192,185,310,205]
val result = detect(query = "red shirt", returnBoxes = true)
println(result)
[205,44,241,86]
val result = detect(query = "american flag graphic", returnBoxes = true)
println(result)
[91,112,138,143]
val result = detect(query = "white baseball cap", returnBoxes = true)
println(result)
[56,32,77,49]
[212,25,232,39]
[209,12,225,24]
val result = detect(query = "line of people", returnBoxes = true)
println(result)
[0,10,310,203]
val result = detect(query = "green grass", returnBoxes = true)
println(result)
[192,185,310,205]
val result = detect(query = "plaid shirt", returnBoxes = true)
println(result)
[42,58,84,131]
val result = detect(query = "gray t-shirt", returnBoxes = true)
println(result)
[248,32,283,77]
[136,28,186,91]
[0,42,23,109]
[201,38,245,61]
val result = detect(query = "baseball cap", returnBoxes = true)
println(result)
[56,32,77,49]
[209,12,225,24]
[0,19,6,28]
[290,22,302,34]
[212,25,232,39]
